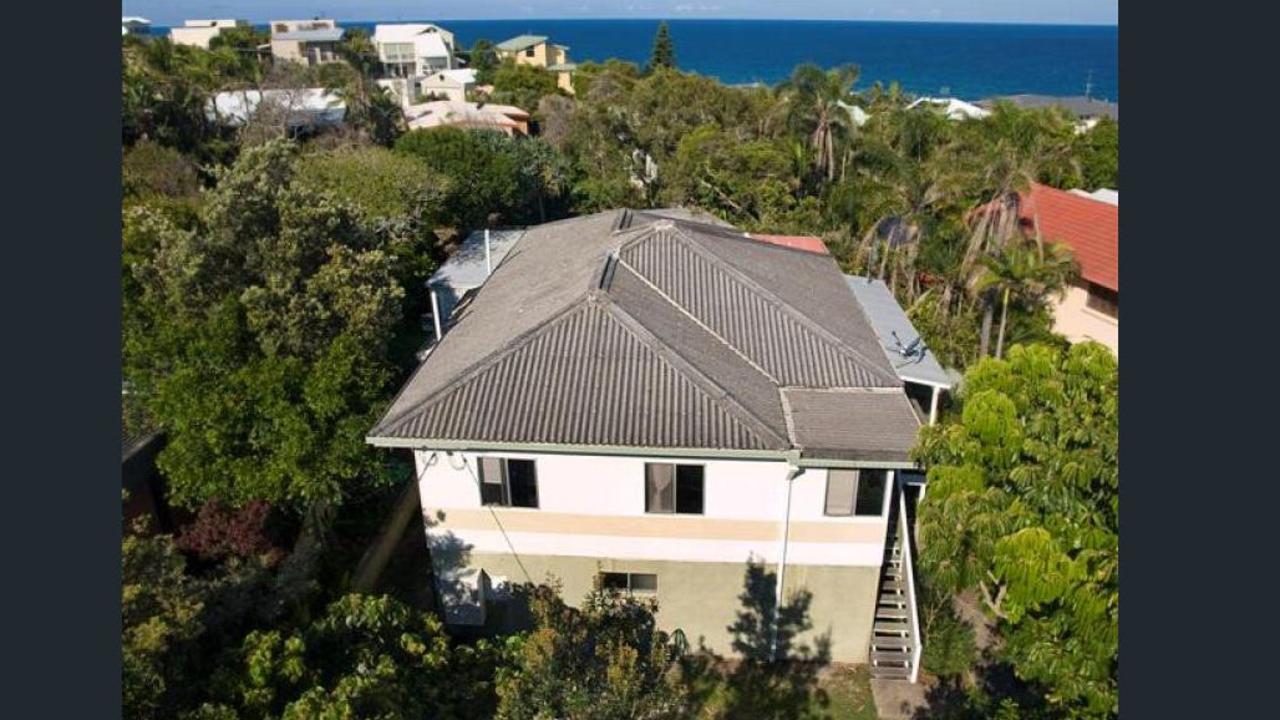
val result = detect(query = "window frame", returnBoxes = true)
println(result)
[644,462,705,515]
[824,469,892,518]
[478,457,539,509]
[1084,282,1119,320]
[599,571,658,594]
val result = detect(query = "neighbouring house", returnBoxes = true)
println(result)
[1070,187,1118,206]
[980,94,1118,131]
[209,88,346,131]
[1020,183,1119,355]
[269,19,344,66]
[122,16,151,37]
[906,96,991,121]
[838,100,872,127]
[123,395,172,533]
[419,68,477,103]
[169,19,248,49]
[494,34,576,94]
[405,100,530,135]
[374,23,456,77]
[367,208,938,680]
[844,276,955,424]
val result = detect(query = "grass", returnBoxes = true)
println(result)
[690,662,877,719]
[816,664,879,720]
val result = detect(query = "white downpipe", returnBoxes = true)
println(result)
[771,465,801,660]
[429,286,443,342]
[929,386,940,425]
[484,228,492,277]
[899,485,923,683]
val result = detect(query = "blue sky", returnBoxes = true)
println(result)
[125,1,1118,26]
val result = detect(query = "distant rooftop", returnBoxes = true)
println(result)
[844,276,952,389]
[496,34,549,51]
[981,94,1118,122]
[273,27,345,42]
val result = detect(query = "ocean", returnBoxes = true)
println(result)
[154,19,1119,102]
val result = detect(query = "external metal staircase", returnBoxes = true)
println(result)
[869,486,922,681]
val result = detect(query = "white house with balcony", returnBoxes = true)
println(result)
[374,23,456,78]
[368,209,938,680]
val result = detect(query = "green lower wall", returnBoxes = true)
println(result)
[445,552,881,663]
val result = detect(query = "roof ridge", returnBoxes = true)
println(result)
[663,224,901,386]
[612,256,780,386]
[601,295,790,450]
[371,299,590,437]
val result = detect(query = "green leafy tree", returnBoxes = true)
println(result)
[663,124,802,229]
[914,343,1118,718]
[468,39,500,84]
[200,594,500,719]
[124,526,207,719]
[123,141,405,511]
[490,60,562,113]
[394,128,570,228]
[1075,117,1119,190]
[495,580,690,720]
[648,22,677,72]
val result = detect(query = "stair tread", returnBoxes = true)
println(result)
[876,607,910,619]
[871,651,912,664]
[871,667,912,679]
[878,594,907,605]
[873,621,911,634]
[870,636,912,648]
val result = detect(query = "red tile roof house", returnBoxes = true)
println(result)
[1019,182,1119,356]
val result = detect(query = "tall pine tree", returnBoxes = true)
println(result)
[648,21,676,71]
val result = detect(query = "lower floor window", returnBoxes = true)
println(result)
[600,571,658,593]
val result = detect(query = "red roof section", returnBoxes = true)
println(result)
[1019,183,1118,291]
[746,234,829,255]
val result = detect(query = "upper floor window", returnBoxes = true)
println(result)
[479,457,538,508]
[524,46,536,57]
[645,463,704,514]
[824,469,888,517]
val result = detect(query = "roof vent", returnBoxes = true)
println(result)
[598,252,619,290]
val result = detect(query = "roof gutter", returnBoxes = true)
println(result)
[365,436,920,468]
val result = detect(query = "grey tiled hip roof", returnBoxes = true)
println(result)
[369,210,921,462]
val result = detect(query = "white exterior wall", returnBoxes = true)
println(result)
[415,450,891,570]
[1052,285,1118,356]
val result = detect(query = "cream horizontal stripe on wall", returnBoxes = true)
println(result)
[430,507,886,544]
[428,528,886,567]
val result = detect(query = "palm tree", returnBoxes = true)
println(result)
[774,64,860,182]
[969,235,1076,358]
[333,30,405,146]
[846,106,965,303]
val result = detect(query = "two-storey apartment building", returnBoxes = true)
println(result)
[369,210,929,676]
[269,19,345,66]
[373,23,456,77]
[169,19,248,49]
[494,35,576,93]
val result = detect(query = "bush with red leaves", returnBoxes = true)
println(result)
[176,500,286,565]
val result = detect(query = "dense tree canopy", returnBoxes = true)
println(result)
[123,141,407,510]
[914,343,1119,718]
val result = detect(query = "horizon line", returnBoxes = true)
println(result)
[144,17,1119,29]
